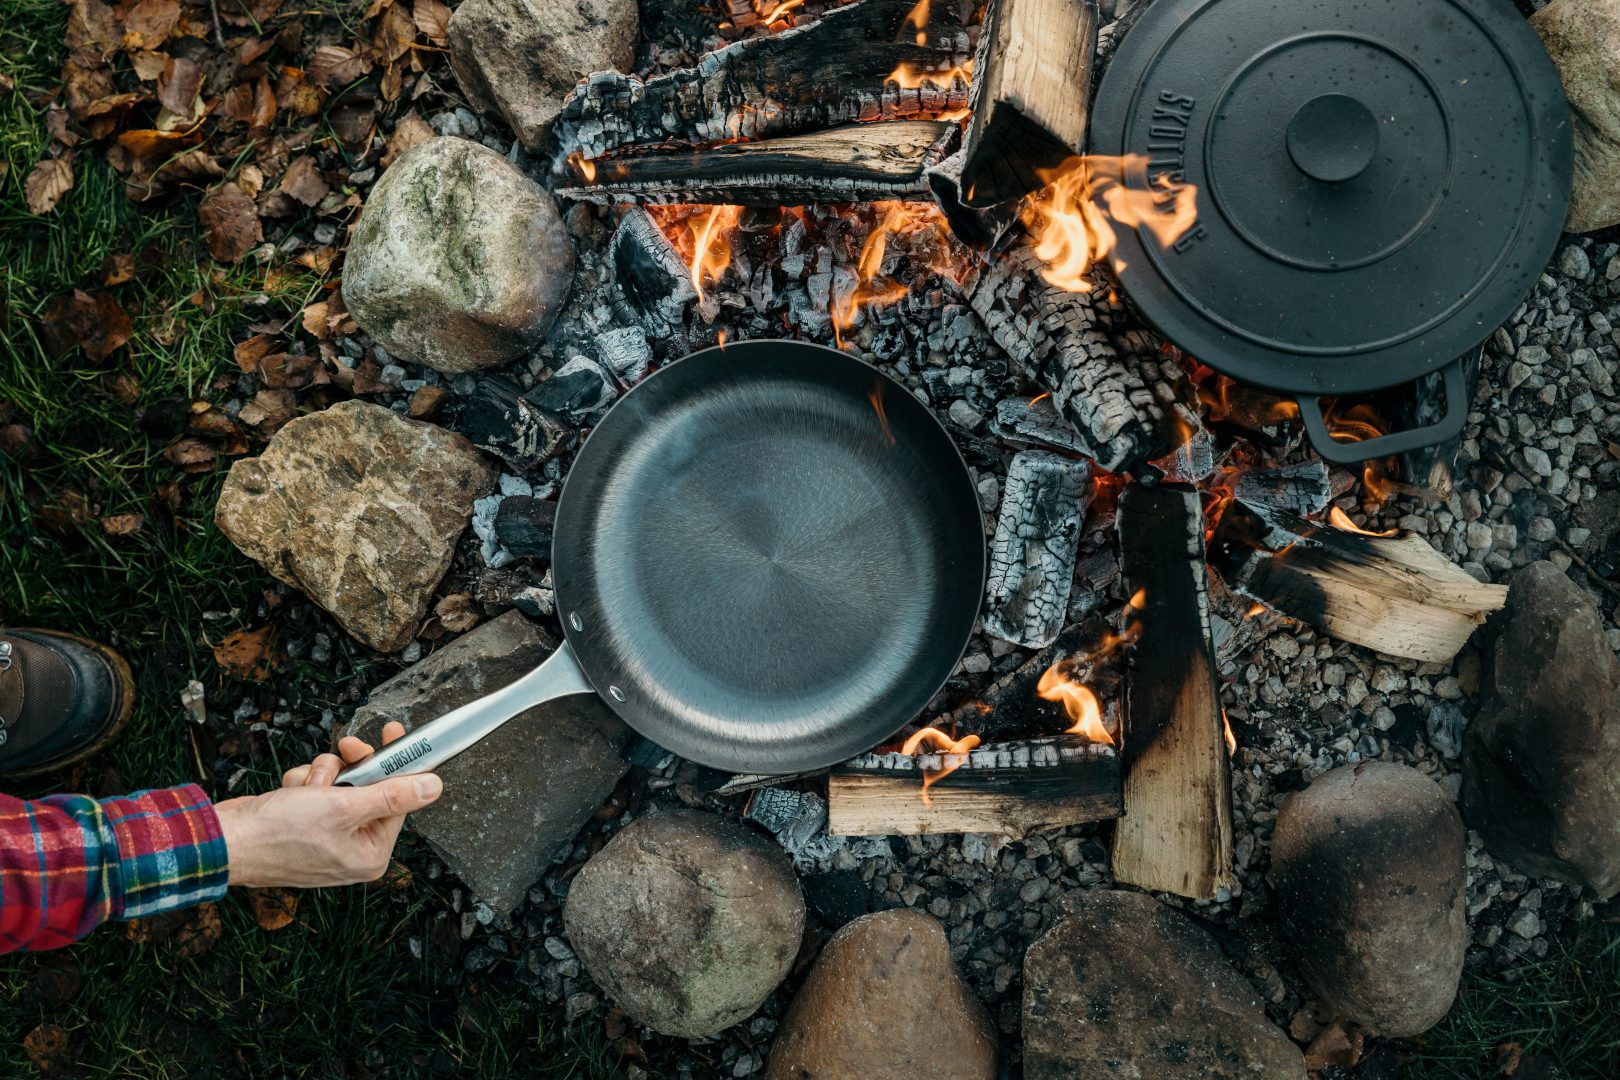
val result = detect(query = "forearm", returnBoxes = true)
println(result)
[0,785,229,952]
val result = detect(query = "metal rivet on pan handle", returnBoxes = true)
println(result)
[569,612,584,631]
[608,686,626,702]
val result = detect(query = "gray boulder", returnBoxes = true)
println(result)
[343,611,629,914]
[1462,561,1620,898]
[766,909,997,1080]
[1023,890,1305,1080]
[563,810,804,1037]
[448,0,637,152]
[216,400,495,652]
[342,137,573,374]
[1532,0,1620,232]
[1272,761,1467,1036]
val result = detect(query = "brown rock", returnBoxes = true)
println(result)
[215,400,495,651]
[448,0,637,152]
[342,137,574,374]
[1272,761,1467,1036]
[766,909,997,1080]
[1532,0,1620,232]
[1462,561,1620,898]
[1023,891,1304,1080]
[343,612,627,913]
[564,811,804,1037]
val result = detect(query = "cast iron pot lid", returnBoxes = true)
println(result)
[1089,0,1573,397]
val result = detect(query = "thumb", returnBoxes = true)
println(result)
[346,773,444,823]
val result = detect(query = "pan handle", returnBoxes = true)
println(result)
[1296,357,1468,464]
[334,640,596,787]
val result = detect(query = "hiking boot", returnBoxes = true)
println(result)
[0,628,134,779]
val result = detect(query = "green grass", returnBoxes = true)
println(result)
[0,5,621,1075]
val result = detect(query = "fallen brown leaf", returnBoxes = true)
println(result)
[100,513,144,537]
[275,66,326,116]
[250,887,299,931]
[39,289,132,361]
[233,333,281,372]
[44,108,82,149]
[258,352,316,389]
[1497,1042,1524,1075]
[120,0,181,51]
[156,54,201,120]
[292,245,338,274]
[102,251,135,285]
[129,48,167,80]
[163,436,218,473]
[381,111,432,167]
[22,1022,71,1072]
[68,0,121,60]
[238,389,299,434]
[24,155,74,215]
[434,592,482,633]
[33,954,83,1008]
[412,0,451,44]
[374,0,417,64]
[307,45,371,89]
[173,902,223,958]
[214,625,275,681]
[279,155,329,207]
[1302,1019,1362,1071]
[329,101,377,150]
[187,401,245,439]
[198,181,263,263]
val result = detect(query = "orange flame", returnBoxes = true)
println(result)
[1321,402,1396,505]
[1036,667,1114,747]
[1327,506,1397,537]
[831,201,938,348]
[1222,709,1237,757]
[905,0,930,43]
[868,376,896,446]
[901,726,982,803]
[756,0,803,24]
[686,205,743,303]
[1024,155,1200,293]
[885,60,973,91]
[566,150,597,183]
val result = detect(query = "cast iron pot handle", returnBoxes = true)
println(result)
[334,640,596,786]
[1296,358,1467,465]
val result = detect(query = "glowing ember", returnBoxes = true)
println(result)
[1036,666,1114,747]
[906,0,930,42]
[830,201,943,348]
[685,205,744,303]
[756,0,803,25]
[900,726,982,803]
[1023,155,1200,293]
[1327,506,1397,537]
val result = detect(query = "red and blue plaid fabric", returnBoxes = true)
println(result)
[0,783,228,952]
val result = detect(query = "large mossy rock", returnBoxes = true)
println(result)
[1532,0,1620,232]
[1272,761,1467,1036]
[765,909,998,1080]
[563,810,804,1037]
[342,137,573,374]
[1462,561,1620,898]
[1022,890,1305,1080]
[216,400,495,651]
[448,0,637,152]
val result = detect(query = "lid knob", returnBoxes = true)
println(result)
[1286,94,1379,183]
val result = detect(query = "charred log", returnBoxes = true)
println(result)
[988,393,1092,455]
[448,375,570,472]
[1396,346,1482,499]
[963,234,1178,473]
[493,496,556,560]
[939,616,1122,742]
[610,207,697,339]
[827,740,1121,837]
[550,0,972,166]
[1112,482,1235,900]
[559,121,959,206]
[1233,461,1332,518]
[924,149,1023,251]
[983,450,1093,648]
[959,0,1097,206]
[1209,498,1508,664]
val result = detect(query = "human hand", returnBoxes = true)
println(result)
[214,721,443,888]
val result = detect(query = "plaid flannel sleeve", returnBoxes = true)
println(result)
[0,784,229,952]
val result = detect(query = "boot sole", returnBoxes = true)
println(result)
[1,629,136,780]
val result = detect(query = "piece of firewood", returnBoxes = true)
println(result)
[1112,483,1235,900]
[984,450,1093,648]
[962,232,1180,473]
[609,207,698,339]
[1209,498,1508,664]
[959,0,1097,206]
[550,0,972,167]
[828,740,1121,837]
[988,394,1093,455]
[559,121,959,205]
[923,148,1023,250]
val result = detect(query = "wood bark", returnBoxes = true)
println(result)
[1112,483,1235,900]
[1209,498,1508,664]
[828,741,1121,837]
[959,0,1097,206]
[983,450,1093,648]
[558,121,959,206]
[963,232,1180,473]
[550,0,972,167]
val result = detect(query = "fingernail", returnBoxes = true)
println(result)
[415,774,443,800]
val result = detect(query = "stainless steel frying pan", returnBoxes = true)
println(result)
[337,340,985,784]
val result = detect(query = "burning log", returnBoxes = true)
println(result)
[550,0,972,167]
[987,394,1092,455]
[559,121,960,206]
[963,234,1177,473]
[958,0,1098,206]
[1209,498,1508,664]
[827,739,1121,838]
[610,207,698,338]
[923,149,1023,250]
[1232,460,1332,518]
[1112,483,1235,900]
[983,450,1093,649]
